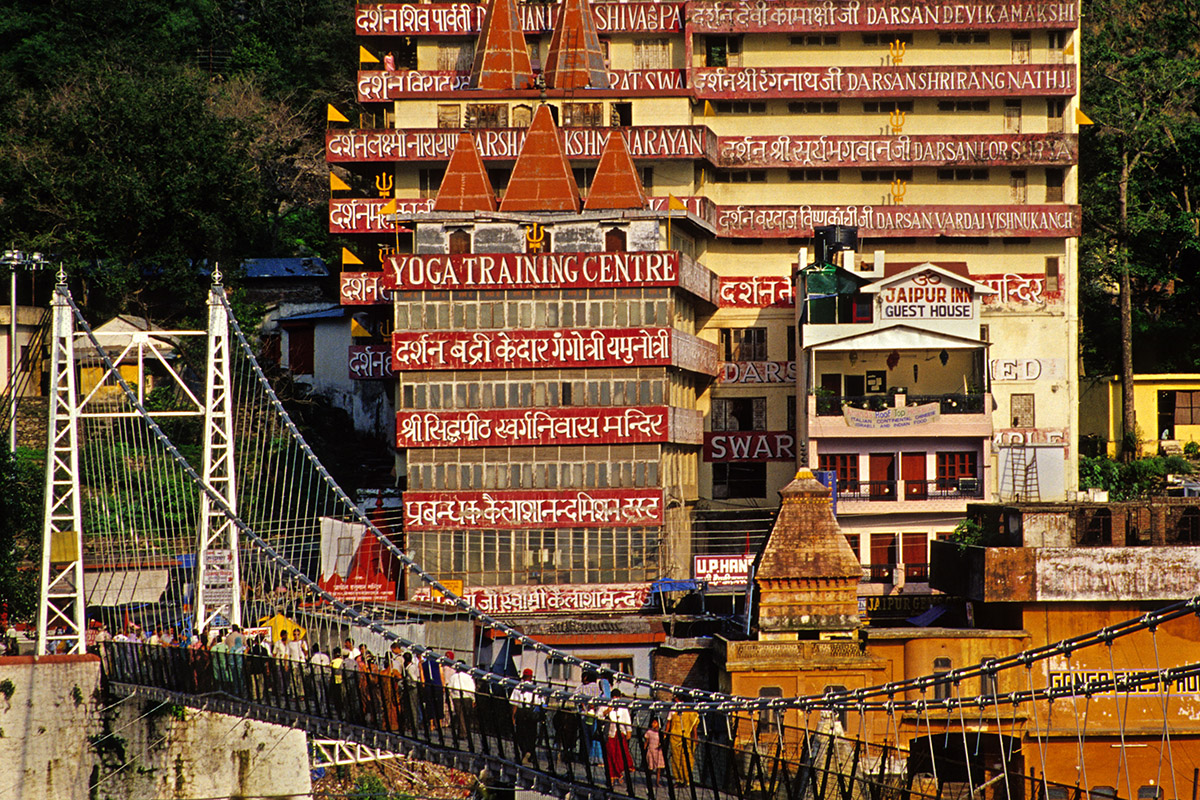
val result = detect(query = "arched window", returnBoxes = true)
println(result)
[933,657,952,700]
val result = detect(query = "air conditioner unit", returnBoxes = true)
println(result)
[957,477,980,494]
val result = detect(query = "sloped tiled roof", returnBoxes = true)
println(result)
[499,105,581,212]
[544,0,609,90]
[434,133,498,212]
[584,131,647,210]
[469,0,535,90]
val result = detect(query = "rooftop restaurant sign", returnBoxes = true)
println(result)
[341,272,391,305]
[694,65,1075,99]
[689,0,1077,32]
[404,489,663,530]
[382,251,680,291]
[395,406,702,448]
[328,126,710,163]
[843,402,941,429]
[358,68,685,101]
[414,581,654,615]
[715,205,1080,238]
[718,133,1077,169]
[357,3,684,35]
[392,328,719,375]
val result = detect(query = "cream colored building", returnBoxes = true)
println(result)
[330,0,1081,603]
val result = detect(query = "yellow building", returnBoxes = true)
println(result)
[1081,374,1200,456]
[332,0,1082,603]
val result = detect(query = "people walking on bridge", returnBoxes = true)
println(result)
[578,671,605,765]
[510,668,546,765]
[605,689,633,781]
[401,652,423,732]
[310,643,330,713]
[643,715,665,790]
[247,634,269,700]
[667,695,699,787]
[286,628,307,700]
[272,629,291,701]
[225,625,246,695]
[445,656,476,738]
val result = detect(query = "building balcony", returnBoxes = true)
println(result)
[808,393,993,439]
[834,478,983,503]
[929,540,1200,603]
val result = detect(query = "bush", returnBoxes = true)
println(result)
[1079,455,1193,501]
[1184,441,1200,459]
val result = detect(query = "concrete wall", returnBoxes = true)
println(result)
[0,655,311,800]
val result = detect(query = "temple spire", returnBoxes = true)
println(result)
[544,0,609,90]
[469,0,534,90]
[584,131,647,210]
[433,133,498,212]
[499,105,581,212]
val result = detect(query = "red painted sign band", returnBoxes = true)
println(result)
[330,198,430,233]
[348,344,394,380]
[718,133,1076,169]
[715,204,1080,238]
[977,273,1063,305]
[688,0,1077,32]
[357,3,684,35]
[358,69,685,101]
[704,431,797,462]
[382,251,680,291]
[404,489,664,530]
[718,276,794,308]
[413,581,654,614]
[341,272,391,305]
[396,406,701,448]
[392,328,718,374]
[694,65,1075,99]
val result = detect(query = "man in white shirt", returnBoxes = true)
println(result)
[309,643,331,713]
[510,668,546,764]
[446,659,476,737]
[272,631,291,700]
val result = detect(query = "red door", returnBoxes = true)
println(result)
[901,452,926,499]
[868,453,895,499]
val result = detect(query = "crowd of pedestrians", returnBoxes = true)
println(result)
[100,632,715,794]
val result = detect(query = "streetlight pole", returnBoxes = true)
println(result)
[2,249,47,454]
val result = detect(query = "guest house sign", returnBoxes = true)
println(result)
[878,272,974,320]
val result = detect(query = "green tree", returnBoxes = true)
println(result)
[1080,0,1200,455]
[0,444,42,622]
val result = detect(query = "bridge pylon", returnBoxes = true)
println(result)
[36,282,86,655]
[194,274,241,634]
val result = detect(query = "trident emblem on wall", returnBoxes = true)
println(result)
[890,179,908,205]
[889,109,906,135]
[889,39,906,65]
[375,173,394,198]
[525,223,546,253]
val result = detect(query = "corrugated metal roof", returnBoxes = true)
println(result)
[242,257,329,279]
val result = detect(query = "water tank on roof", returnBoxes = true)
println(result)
[813,225,858,265]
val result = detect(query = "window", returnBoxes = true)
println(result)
[1045,257,1060,292]
[1081,508,1113,545]
[1011,170,1027,203]
[419,168,446,199]
[786,326,796,362]
[612,102,632,126]
[712,397,766,431]
[713,169,767,183]
[1004,99,1022,133]
[633,38,671,69]
[869,533,897,582]
[1045,168,1065,202]
[937,99,990,112]
[563,102,604,127]
[938,32,989,44]
[902,532,928,580]
[448,229,472,254]
[437,104,461,129]
[937,168,989,181]
[713,463,767,498]
[641,167,654,191]
[465,103,508,128]
[937,452,978,490]
[862,33,912,45]
[712,100,767,114]
[844,534,861,562]
[788,101,839,114]
[720,328,767,361]
[980,658,999,697]
[933,657,953,700]
[1047,99,1066,133]
[1011,32,1030,64]
[789,169,838,182]
[704,35,741,67]
[486,168,511,197]
[863,100,913,113]
[512,104,533,128]
[1048,30,1068,62]
[1011,394,1035,428]
[790,34,838,46]
[862,169,913,183]
[1175,391,1200,425]
[391,38,417,70]
[820,454,860,492]
[756,686,783,735]
[437,42,474,72]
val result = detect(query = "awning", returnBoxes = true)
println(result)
[650,579,703,593]
[85,570,169,606]
[906,604,948,627]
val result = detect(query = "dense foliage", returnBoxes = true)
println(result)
[0,0,355,321]
[0,445,42,621]
[1078,454,1194,501]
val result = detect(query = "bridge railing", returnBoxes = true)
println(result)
[100,642,1090,800]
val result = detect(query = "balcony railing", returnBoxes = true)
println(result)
[833,478,982,501]
[862,563,930,584]
[815,393,987,417]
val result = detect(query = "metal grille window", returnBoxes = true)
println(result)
[937,168,989,181]
[862,169,913,182]
[937,99,990,112]
[711,397,766,431]
[933,657,953,700]
[563,102,604,127]
[863,100,914,113]
[465,103,508,129]
[437,42,473,72]
[788,101,839,114]
[789,169,838,182]
[1175,391,1200,425]
[633,38,670,69]
[1011,394,1035,428]
[720,328,767,361]
[437,104,461,128]
[704,35,741,67]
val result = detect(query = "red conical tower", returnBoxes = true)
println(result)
[583,131,647,210]
[544,0,610,90]
[434,133,498,212]
[469,0,534,90]
[499,105,581,212]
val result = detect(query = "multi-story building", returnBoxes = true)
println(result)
[328,0,1082,643]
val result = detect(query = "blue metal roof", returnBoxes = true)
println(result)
[277,306,346,322]
[242,257,329,279]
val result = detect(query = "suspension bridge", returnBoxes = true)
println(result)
[6,276,1200,799]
